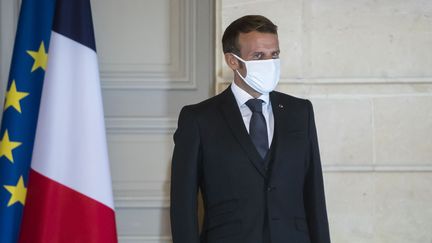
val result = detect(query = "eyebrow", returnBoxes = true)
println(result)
[250,50,280,55]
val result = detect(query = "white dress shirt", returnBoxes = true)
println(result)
[231,81,274,147]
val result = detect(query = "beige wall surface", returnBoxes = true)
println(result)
[217,0,432,242]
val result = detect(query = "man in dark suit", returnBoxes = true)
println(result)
[170,15,331,243]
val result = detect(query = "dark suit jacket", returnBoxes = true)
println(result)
[170,87,331,243]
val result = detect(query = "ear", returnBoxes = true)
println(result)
[224,53,240,71]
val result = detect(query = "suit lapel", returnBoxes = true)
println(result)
[268,92,282,177]
[270,91,281,143]
[269,92,303,177]
[219,87,267,177]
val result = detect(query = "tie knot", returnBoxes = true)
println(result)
[246,99,263,113]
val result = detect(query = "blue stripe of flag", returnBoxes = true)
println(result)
[53,0,97,51]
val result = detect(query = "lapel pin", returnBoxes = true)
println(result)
[278,104,284,109]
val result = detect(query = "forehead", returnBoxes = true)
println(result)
[238,31,279,53]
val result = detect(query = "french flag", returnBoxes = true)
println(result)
[18,0,118,242]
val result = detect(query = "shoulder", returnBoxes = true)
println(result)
[179,88,229,116]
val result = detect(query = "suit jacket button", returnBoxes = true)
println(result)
[267,186,275,192]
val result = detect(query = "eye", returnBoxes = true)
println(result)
[252,53,263,60]
[272,52,280,59]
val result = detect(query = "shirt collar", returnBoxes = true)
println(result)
[231,81,270,107]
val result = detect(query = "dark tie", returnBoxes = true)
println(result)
[246,99,269,159]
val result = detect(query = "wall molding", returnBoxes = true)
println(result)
[100,0,197,90]
[118,236,171,243]
[115,194,170,209]
[324,164,432,172]
[113,180,170,209]
[106,117,177,134]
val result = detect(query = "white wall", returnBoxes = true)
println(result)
[0,1,214,242]
[216,0,432,242]
[0,0,19,106]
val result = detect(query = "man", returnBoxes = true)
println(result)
[170,15,331,243]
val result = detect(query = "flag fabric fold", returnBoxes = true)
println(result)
[0,0,118,242]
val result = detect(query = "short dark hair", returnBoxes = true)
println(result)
[222,15,278,55]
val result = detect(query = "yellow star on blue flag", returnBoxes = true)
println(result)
[4,80,30,113]
[0,0,56,242]
[27,42,48,72]
[0,130,22,163]
[4,176,27,207]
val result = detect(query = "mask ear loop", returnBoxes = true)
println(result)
[231,53,246,63]
[235,70,247,81]
[231,53,247,80]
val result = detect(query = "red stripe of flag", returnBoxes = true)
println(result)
[19,170,117,243]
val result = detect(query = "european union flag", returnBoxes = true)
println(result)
[0,0,56,242]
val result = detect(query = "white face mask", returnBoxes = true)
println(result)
[232,53,280,94]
